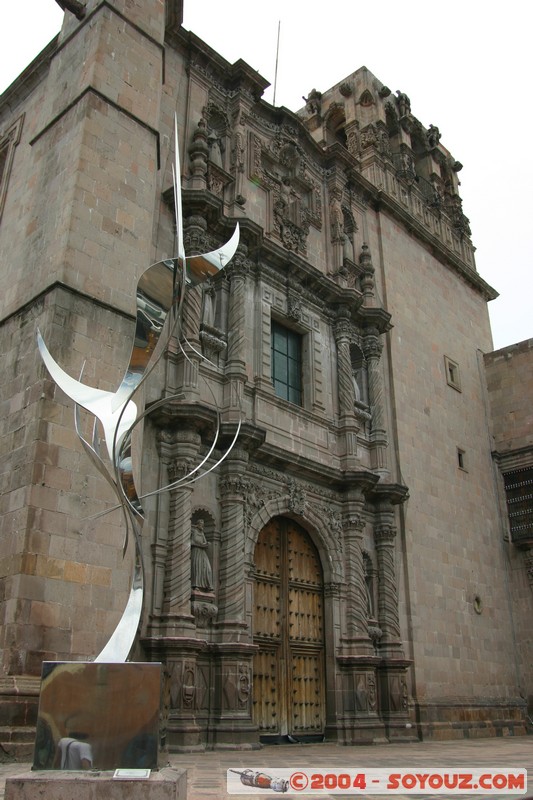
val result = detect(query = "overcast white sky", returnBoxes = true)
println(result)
[1,1,531,350]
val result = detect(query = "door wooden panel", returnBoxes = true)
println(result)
[252,518,325,738]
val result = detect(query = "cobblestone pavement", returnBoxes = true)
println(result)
[1,737,531,799]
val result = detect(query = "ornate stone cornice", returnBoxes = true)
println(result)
[149,402,218,436]
[367,482,409,507]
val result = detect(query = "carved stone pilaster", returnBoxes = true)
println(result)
[163,646,212,750]
[342,510,374,654]
[160,431,202,634]
[373,521,403,656]
[363,327,388,475]
[524,549,533,592]
[377,660,414,741]
[180,216,207,397]
[225,247,251,367]
[217,468,248,632]
[334,313,357,420]
[336,655,385,744]
[225,246,252,418]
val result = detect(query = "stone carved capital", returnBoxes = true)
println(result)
[374,523,396,545]
[334,317,353,342]
[362,332,383,360]
[168,458,195,483]
[344,513,366,534]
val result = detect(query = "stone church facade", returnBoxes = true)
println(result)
[0,0,530,754]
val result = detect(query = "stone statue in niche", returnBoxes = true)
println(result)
[191,520,213,592]
[352,367,362,404]
[207,130,223,167]
[342,208,355,263]
[279,177,294,212]
[330,195,344,242]
[202,279,216,328]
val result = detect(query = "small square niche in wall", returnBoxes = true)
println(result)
[444,355,461,392]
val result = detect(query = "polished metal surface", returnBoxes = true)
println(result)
[37,116,240,662]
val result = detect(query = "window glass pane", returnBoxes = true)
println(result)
[274,352,288,383]
[273,326,287,355]
[274,380,289,400]
[271,320,302,406]
[288,357,301,389]
[287,334,300,360]
[288,385,301,405]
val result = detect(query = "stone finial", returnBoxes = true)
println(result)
[188,118,208,186]
[359,243,375,302]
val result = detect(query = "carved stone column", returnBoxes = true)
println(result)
[180,216,209,399]
[334,312,359,469]
[342,506,374,654]
[373,518,403,657]
[224,247,250,419]
[337,488,384,744]
[217,470,248,632]
[159,429,201,636]
[211,426,264,748]
[373,503,413,740]
[334,314,356,419]
[363,327,389,476]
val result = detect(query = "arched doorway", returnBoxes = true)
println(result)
[252,517,325,741]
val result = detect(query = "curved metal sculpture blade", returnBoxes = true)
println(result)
[37,116,240,663]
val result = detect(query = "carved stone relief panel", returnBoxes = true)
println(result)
[250,132,322,254]
[223,661,252,712]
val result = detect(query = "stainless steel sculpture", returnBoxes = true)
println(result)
[37,120,240,662]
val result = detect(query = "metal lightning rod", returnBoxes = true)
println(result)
[273,20,281,106]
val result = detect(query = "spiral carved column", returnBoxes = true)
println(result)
[337,495,385,743]
[374,506,412,739]
[217,456,249,635]
[334,312,359,468]
[225,248,250,419]
[181,216,209,399]
[342,510,373,653]
[160,429,201,635]
[374,520,403,656]
[363,327,389,476]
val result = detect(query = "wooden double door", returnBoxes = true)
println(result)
[252,517,325,740]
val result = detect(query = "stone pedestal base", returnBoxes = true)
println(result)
[5,768,186,800]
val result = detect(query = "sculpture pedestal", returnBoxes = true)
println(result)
[5,768,186,799]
